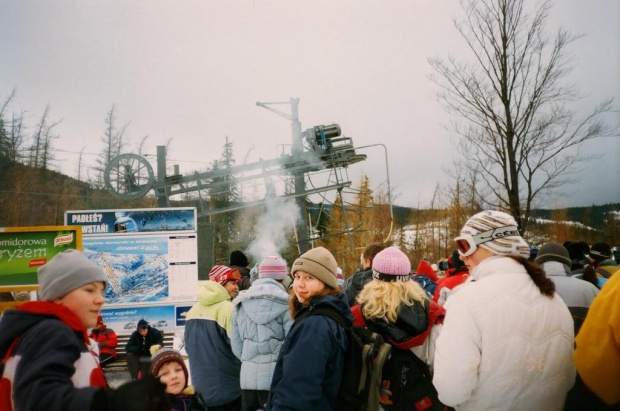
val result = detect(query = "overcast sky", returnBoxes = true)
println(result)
[1,0,618,210]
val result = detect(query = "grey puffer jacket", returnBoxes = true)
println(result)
[542,261,599,307]
[231,278,292,390]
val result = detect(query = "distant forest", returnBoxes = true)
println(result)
[0,160,618,272]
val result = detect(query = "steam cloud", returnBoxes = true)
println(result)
[246,194,300,264]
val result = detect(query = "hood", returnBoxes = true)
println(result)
[196,280,232,307]
[0,301,89,355]
[542,261,571,277]
[362,299,445,350]
[233,278,290,324]
[416,260,438,282]
[470,255,526,281]
[446,266,469,277]
[297,292,354,324]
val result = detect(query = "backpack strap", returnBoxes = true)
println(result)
[295,306,350,330]
[595,267,611,279]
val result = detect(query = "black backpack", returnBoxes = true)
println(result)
[378,345,446,411]
[295,306,392,411]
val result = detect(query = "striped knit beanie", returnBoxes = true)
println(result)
[209,265,241,285]
[259,256,289,281]
[336,267,344,285]
[372,246,411,282]
[461,210,530,259]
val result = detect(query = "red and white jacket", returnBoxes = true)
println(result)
[0,301,106,411]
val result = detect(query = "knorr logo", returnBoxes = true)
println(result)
[54,233,74,247]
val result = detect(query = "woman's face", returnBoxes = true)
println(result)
[54,281,105,329]
[460,246,494,270]
[293,271,327,304]
[157,362,186,395]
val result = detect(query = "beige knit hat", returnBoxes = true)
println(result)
[291,246,338,289]
[460,210,530,259]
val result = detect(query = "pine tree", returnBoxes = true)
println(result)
[209,137,239,260]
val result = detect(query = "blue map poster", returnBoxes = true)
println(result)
[83,235,197,305]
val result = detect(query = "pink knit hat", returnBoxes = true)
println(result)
[372,246,411,282]
[258,256,289,281]
[336,267,344,285]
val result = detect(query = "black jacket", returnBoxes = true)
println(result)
[125,326,164,356]
[342,267,373,307]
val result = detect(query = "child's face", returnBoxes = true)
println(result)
[223,280,239,299]
[157,361,186,395]
[54,281,105,329]
[293,271,326,304]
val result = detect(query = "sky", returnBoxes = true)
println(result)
[1,0,619,210]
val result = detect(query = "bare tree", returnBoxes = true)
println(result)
[8,111,27,163]
[29,105,62,170]
[429,0,613,231]
[95,105,130,185]
[136,135,149,156]
[76,146,86,181]
[0,89,16,164]
[0,88,15,118]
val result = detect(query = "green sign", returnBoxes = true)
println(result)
[0,226,81,288]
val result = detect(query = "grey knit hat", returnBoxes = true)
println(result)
[535,242,571,267]
[291,246,338,289]
[38,249,108,301]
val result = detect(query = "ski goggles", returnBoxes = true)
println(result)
[454,225,520,257]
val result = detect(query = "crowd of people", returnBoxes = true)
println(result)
[0,209,618,411]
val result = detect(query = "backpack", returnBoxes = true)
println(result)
[411,275,438,300]
[295,306,392,411]
[379,346,445,411]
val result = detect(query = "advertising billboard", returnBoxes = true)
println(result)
[0,226,82,290]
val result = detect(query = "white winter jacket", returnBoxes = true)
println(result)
[433,256,575,411]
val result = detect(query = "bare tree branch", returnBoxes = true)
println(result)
[429,0,614,232]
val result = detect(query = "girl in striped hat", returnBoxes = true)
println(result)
[433,210,575,410]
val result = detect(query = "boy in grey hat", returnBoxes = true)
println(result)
[535,242,599,308]
[0,249,169,411]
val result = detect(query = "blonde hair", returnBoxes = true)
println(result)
[357,280,428,323]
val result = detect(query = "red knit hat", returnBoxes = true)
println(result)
[209,265,241,285]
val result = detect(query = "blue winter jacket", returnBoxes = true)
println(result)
[231,278,293,391]
[266,292,352,411]
[185,281,241,407]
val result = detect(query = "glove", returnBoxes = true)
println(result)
[90,375,170,411]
